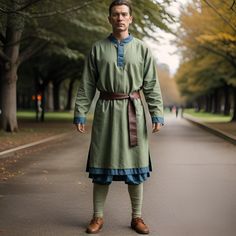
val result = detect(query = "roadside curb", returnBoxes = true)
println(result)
[183,114,236,145]
[0,132,72,159]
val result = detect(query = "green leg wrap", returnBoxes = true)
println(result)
[128,183,143,218]
[93,183,109,217]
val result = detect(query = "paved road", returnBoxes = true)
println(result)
[0,114,236,236]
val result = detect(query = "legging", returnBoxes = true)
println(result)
[93,182,143,218]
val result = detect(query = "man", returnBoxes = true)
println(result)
[74,0,164,234]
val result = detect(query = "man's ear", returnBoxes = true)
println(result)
[129,16,133,24]
[108,16,112,24]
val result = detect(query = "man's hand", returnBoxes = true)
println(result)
[75,123,86,133]
[152,123,161,133]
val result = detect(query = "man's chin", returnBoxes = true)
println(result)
[114,27,127,32]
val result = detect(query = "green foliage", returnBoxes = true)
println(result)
[175,0,236,102]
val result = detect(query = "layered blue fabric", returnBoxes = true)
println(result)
[73,117,86,124]
[87,166,151,185]
[152,116,164,125]
[88,166,150,175]
[89,173,150,185]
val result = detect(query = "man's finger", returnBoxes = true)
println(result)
[75,124,86,133]
[79,123,85,133]
[152,123,161,133]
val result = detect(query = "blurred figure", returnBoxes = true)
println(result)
[175,106,179,118]
[180,105,184,118]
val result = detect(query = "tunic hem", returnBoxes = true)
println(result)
[89,172,150,185]
[87,165,152,185]
[87,166,151,175]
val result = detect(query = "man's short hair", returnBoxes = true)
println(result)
[109,0,132,16]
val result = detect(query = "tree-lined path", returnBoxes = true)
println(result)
[0,114,235,236]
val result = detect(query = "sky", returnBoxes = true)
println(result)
[145,0,190,75]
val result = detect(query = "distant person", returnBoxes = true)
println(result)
[74,0,164,234]
[180,105,184,118]
[175,106,179,118]
[172,105,176,114]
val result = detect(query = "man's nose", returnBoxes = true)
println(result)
[117,14,123,20]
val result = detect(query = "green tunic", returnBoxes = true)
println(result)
[74,34,164,184]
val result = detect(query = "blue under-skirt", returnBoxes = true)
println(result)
[87,166,151,185]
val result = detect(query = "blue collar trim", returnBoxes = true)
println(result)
[108,33,133,44]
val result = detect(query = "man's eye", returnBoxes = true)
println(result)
[111,13,129,17]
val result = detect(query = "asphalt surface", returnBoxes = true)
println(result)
[0,114,236,236]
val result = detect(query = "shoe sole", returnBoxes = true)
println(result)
[86,224,103,234]
[131,225,149,234]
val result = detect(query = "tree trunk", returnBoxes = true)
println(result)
[46,81,54,111]
[0,1,24,131]
[0,74,2,129]
[1,64,19,131]
[53,81,60,111]
[204,95,208,112]
[212,88,221,114]
[231,87,236,121]
[205,94,213,112]
[195,97,202,112]
[223,84,231,116]
[65,78,75,111]
[1,27,22,131]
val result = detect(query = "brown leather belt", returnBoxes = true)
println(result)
[99,91,141,147]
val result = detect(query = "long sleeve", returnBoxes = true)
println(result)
[73,47,98,124]
[142,47,164,124]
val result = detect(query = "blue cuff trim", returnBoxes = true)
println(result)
[73,117,86,124]
[152,116,164,125]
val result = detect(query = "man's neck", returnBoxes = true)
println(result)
[112,31,129,42]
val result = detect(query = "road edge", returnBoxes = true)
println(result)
[183,114,236,145]
[0,132,73,159]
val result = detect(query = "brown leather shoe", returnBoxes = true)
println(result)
[131,217,149,234]
[86,217,104,234]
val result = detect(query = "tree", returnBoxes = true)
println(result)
[175,0,236,120]
[0,0,103,131]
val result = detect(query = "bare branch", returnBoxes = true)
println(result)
[17,0,42,11]
[202,0,236,33]
[19,41,48,64]
[0,0,101,19]
[0,0,42,14]
[30,0,101,18]
[230,0,236,10]
[200,45,236,67]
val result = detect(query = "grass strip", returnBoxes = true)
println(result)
[184,109,232,123]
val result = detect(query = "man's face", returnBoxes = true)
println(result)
[108,5,133,33]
